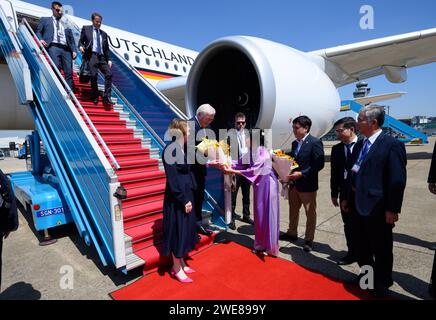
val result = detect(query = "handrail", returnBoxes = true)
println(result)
[110,85,165,147]
[109,48,188,120]
[21,18,121,170]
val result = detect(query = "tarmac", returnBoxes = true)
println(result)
[0,137,435,300]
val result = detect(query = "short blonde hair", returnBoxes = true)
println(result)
[167,119,188,140]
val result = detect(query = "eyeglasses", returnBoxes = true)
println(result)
[236,121,246,125]
[335,128,348,133]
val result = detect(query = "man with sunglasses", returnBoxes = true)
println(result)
[229,113,254,230]
[36,1,77,90]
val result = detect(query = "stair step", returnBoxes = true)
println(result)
[122,199,163,220]
[132,234,163,252]
[124,211,163,228]
[125,183,165,199]
[118,170,165,183]
[125,218,163,243]
[121,176,166,189]
[117,158,158,168]
[122,193,164,208]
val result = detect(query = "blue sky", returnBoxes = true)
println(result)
[24,0,436,117]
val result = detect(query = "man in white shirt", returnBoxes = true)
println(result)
[229,112,253,230]
[36,1,77,90]
[330,117,361,266]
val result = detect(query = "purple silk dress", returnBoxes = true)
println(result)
[232,146,280,256]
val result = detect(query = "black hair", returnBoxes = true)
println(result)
[91,12,103,21]
[333,117,357,131]
[293,115,312,132]
[51,1,62,8]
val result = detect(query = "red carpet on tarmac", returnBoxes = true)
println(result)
[110,241,371,300]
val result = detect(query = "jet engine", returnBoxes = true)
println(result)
[186,36,340,149]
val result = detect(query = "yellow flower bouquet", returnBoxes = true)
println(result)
[271,149,299,183]
[196,138,231,165]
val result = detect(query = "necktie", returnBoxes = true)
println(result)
[96,29,102,54]
[56,18,60,43]
[345,142,355,170]
[295,141,302,157]
[359,139,371,163]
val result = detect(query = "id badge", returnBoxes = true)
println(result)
[351,164,360,173]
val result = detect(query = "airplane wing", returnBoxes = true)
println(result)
[310,28,436,87]
[353,92,406,106]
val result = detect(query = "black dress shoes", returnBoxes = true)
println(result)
[197,224,213,236]
[93,98,99,105]
[241,216,254,225]
[232,213,241,220]
[279,233,298,242]
[228,222,236,230]
[103,98,114,106]
[337,254,357,266]
[303,241,313,252]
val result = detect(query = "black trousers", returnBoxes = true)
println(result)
[339,195,357,257]
[354,211,394,289]
[194,175,205,223]
[0,236,3,291]
[231,175,251,220]
[48,45,73,90]
[89,53,112,101]
[432,250,436,286]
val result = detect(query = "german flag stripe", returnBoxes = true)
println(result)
[136,67,179,80]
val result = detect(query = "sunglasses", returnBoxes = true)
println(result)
[236,121,246,125]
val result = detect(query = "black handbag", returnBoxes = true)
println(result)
[79,59,91,83]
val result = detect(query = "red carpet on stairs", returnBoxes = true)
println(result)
[110,241,372,300]
[70,70,214,273]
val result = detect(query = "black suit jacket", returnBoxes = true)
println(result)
[189,116,209,180]
[78,25,110,62]
[330,139,362,200]
[0,169,18,233]
[286,134,325,192]
[352,132,407,216]
[428,142,436,183]
[35,16,77,54]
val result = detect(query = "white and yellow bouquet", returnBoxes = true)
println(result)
[196,138,231,165]
[271,149,299,183]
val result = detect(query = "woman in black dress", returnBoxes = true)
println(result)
[161,119,198,283]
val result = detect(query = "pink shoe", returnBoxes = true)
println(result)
[183,267,196,274]
[170,269,193,283]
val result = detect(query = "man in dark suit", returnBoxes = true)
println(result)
[330,117,361,265]
[428,142,436,299]
[79,13,113,106]
[0,169,18,291]
[282,116,325,252]
[189,104,216,236]
[36,1,77,90]
[350,105,407,297]
[229,112,253,230]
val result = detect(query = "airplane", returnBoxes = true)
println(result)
[1,0,436,149]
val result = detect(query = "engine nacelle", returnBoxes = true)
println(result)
[186,36,340,149]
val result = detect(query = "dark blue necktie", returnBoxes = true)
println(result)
[345,142,355,171]
[95,29,102,54]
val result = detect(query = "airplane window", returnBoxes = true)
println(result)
[135,55,140,63]
[165,62,169,69]
[155,60,160,67]
[183,66,187,73]
[174,64,178,71]
[124,53,129,61]
[146,58,150,65]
